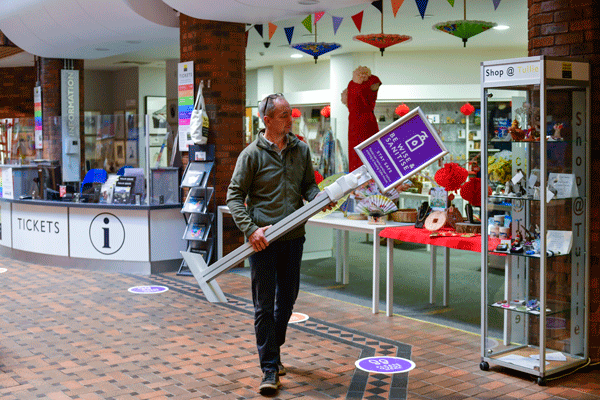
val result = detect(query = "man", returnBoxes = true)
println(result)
[227,93,332,395]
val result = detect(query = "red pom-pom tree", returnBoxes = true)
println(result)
[434,163,468,192]
[460,177,481,207]
[292,108,301,119]
[320,105,331,118]
[395,103,410,117]
[460,102,475,116]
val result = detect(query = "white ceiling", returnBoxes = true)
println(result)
[0,0,527,71]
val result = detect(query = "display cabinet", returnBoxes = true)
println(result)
[479,56,589,385]
[177,144,215,276]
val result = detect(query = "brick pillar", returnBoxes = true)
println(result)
[529,0,600,360]
[179,15,246,258]
[39,58,84,176]
[0,67,35,119]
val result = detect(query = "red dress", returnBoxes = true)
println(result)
[346,74,382,172]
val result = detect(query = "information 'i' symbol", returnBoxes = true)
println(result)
[103,217,110,248]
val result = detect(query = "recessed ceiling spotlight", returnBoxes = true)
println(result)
[126,40,142,44]
[95,48,109,51]
[415,14,433,18]
[291,54,303,58]
[298,0,319,4]
[493,25,510,30]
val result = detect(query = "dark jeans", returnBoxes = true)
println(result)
[249,236,305,372]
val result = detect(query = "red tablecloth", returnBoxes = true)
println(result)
[380,226,502,253]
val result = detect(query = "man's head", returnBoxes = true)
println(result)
[260,93,292,136]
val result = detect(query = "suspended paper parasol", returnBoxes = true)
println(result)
[354,2,411,56]
[433,0,496,47]
[290,16,341,63]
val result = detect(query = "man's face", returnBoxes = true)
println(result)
[265,98,292,135]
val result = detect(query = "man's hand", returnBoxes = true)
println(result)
[322,201,337,213]
[249,225,271,252]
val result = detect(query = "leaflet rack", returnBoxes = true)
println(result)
[177,144,215,276]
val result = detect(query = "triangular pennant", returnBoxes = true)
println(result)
[254,24,263,38]
[371,0,383,13]
[351,11,364,32]
[268,22,277,40]
[302,14,312,33]
[391,0,404,17]
[332,16,343,34]
[415,0,428,19]
[314,11,325,24]
[284,26,295,45]
[447,0,455,6]
[492,0,501,10]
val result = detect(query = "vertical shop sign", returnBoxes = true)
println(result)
[34,86,42,150]
[1,167,13,199]
[61,69,81,182]
[355,107,448,193]
[177,61,195,151]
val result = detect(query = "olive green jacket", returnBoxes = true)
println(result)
[226,132,320,242]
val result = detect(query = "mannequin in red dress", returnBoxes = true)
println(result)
[341,66,382,172]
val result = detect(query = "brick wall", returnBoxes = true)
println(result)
[39,58,84,175]
[179,15,246,258]
[0,67,36,119]
[529,0,600,360]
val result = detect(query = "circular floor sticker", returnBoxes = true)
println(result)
[0,268,7,273]
[288,312,309,324]
[128,286,169,294]
[355,357,416,374]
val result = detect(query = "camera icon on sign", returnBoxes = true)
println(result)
[406,132,427,152]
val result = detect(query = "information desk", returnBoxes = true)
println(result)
[379,226,504,316]
[218,206,411,314]
[0,198,187,275]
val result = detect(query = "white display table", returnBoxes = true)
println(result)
[0,199,187,275]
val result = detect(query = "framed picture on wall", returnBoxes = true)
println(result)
[114,140,126,165]
[126,139,138,165]
[125,109,138,140]
[84,111,100,136]
[145,96,167,135]
[114,110,125,139]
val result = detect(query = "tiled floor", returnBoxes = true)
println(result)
[1,257,599,399]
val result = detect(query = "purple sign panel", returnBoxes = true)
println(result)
[355,357,416,374]
[128,286,169,294]
[356,108,447,192]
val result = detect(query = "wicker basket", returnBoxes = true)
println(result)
[390,209,418,223]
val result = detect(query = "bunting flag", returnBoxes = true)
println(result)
[415,0,429,19]
[284,26,295,44]
[268,22,277,40]
[254,24,263,38]
[302,14,312,33]
[314,11,325,24]
[332,15,343,34]
[391,0,404,17]
[351,11,364,32]
[493,0,501,10]
[447,0,455,6]
[371,0,383,13]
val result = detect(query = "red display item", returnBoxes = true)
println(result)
[292,108,301,119]
[460,102,475,116]
[460,177,482,207]
[434,162,468,192]
[320,105,331,118]
[395,103,410,117]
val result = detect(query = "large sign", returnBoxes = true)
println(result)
[11,203,68,256]
[69,208,149,261]
[355,107,448,193]
[177,61,195,151]
[34,86,42,150]
[61,69,80,182]
[482,60,541,84]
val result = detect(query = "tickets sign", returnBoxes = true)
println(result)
[355,107,448,193]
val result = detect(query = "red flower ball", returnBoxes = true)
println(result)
[460,102,475,116]
[395,103,410,117]
[434,163,468,192]
[314,170,324,185]
[292,108,301,119]
[460,177,482,207]
[320,105,331,118]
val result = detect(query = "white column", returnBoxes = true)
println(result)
[329,54,355,171]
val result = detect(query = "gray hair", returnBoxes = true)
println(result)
[258,93,284,121]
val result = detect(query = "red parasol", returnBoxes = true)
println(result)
[354,2,411,56]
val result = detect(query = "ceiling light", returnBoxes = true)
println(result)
[493,25,510,30]
[95,48,109,51]
[298,0,319,4]
[415,14,433,18]
[291,54,303,58]
[126,40,142,44]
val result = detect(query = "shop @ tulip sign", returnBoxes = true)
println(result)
[355,107,448,193]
